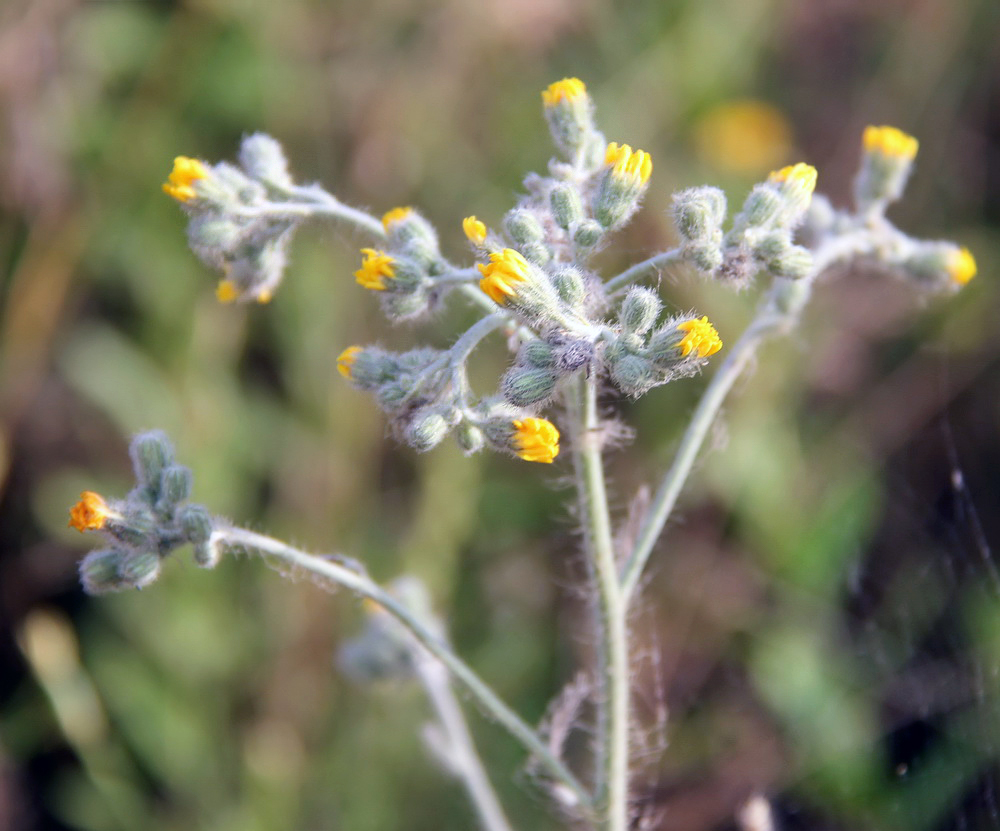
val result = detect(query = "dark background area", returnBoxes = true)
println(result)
[1,0,999,829]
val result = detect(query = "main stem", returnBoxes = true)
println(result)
[212,526,592,812]
[568,374,630,831]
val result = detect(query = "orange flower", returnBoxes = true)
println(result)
[355,248,396,290]
[68,491,111,532]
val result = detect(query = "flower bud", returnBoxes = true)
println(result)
[672,187,726,242]
[903,243,977,290]
[238,133,293,188]
[685,240,724,273]
[519,340,557,369]
[455,422,484,455]
[130,431,174,497]
[550,266,586,309]
[177,503,214,545]
[542,78,596,158]
[105,504,157,548]
[119,549,162,589]
[853,125,919,212]
[573,220,604,252]
[551,335,595,372]
[404,410,451,452]
[382,207,440,267]
[738,184,785,229]
[504,209,545,247]
[606,342,657,397]
[550,183,584,230]
[79,548,127,595]
[618,287,662,335]
[594,142,652,229]
[501,366,559,407]
[158,465,193,510]
[768,245,813,280]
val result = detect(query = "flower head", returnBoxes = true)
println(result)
[946,247,976,286]
[463,216,488,246]
[605,142,653,186]
[355,248,396,291]
[382,207,413,231]
[477,248,530,305]
[676,316,723,358]
[542,78,587,108]
[863,125,919,161]
[512,418,560,464]
[768,162,817,195]
[69,491,112,532]
[162,156,208,202]
[337,346,363,378]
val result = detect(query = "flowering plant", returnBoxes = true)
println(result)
[70,79,974,831]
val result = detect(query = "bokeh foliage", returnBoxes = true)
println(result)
[1,0,999,829]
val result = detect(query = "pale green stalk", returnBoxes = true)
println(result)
[211,526,592,813]
[604,248,684,295]
[413,651,513,831]
[566,374,630,831]
[620,225,889,601]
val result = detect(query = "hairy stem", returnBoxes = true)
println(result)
[604,248,684,295]
[414,651,514,831]
[211,526,592,812]
[567,374,630,831]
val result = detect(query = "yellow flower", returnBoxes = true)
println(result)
[162,156,208,202]
[946,247,976,286]
[512,417,560,464]
[68,491,111,532]
[256,289,273,304]
[863,125,919,161]
[355,248,396,290]
[477,248,530,305]
[382,207,413,230]
[542,78,587,108]
[216,280,238,304]
[337,346,363,378]
[605,142,652,186]
[676,316,723,358]
[463,215,487,245]
[768,162,818,195]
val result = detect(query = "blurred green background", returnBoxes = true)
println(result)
[1,0,999,829]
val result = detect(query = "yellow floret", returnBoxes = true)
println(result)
[605,142,653,186]
[676,316,723,359]
[863,125,919,161]
[162,156,208,202]
[947,247,976,286]
[355,248,395,291]
[477,249,530,305]
[512,418,560,463]
[542,78,587,107]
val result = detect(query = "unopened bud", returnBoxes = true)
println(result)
[130,431,174,497]
[854,125,918,212]
[573,220,604,251]
[238,133,293,188]
[502,366,559,407]
[519,340,556,369]
[404,410,451,452]
[550,183,584,230]
[79,548,127,595]
[158,465,193,510]
[551,266,586,309]
[672,187,726,242]
[619,287,662,335]
[119,549,162,589]
[608,351,657,397]
[685,240,724,273]
[455,422,484,455]
[105,504,156,548]
[504,209,545,247]
[177,503,213,545]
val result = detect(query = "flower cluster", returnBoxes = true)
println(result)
[70,432,216,594]
[164,134,307,304]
